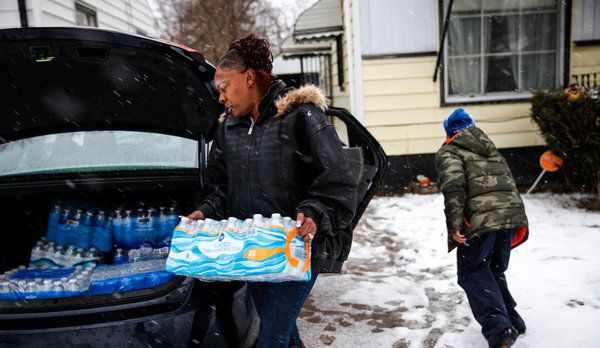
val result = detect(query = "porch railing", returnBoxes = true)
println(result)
[571,72,600,89]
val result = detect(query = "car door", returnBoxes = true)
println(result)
[326,107,388,227]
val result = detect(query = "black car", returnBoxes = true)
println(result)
[0,27,387,347]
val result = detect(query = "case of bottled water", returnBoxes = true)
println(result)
[113,244,170,264]
[46,203,113,252]
[112,206,179,250]
[24,198,182,299]
[0,265,95,300]
[88,259,175,295]
[166,213,311,282]
[29,239,102,269]
[45,200,179,254]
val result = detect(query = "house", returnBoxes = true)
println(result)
[0,0,158,37]
[280,0,600,193]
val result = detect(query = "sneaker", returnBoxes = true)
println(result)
[494,327,518,348]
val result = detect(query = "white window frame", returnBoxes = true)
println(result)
[442,0,566,104]
[360,0,437,58]
[75,1,97,27]
[573,0,600,43]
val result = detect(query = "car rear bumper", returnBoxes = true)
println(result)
[0,277,257,347]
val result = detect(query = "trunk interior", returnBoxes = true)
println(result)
[0,172,202,308]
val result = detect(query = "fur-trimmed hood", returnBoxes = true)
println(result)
[274,84,327,117]
[218,83,327,123]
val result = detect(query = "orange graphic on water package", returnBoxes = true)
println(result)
[242,228,311,272]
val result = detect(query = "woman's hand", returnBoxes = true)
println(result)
[186,210,205,220]
[296,212,317,243]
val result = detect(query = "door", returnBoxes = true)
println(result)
[326,107,388,228]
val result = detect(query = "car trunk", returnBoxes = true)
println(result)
[0,26,222,308]
[0,171,202,308]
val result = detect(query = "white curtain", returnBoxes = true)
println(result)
[447,0,558,96]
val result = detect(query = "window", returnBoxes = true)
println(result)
[573,0,600,44]
[75,2,97,27]
[0,131,198,177]
[360,0,437,57]
[443,0,565,103]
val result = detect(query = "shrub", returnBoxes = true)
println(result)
[530,89,600,203]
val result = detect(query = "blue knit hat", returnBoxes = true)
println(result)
[443,108,475,137]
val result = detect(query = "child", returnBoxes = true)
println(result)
[434,108,529,348]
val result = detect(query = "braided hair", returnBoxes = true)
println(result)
[218,34,274,94]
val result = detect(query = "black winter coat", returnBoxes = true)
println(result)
[196,80,358,273]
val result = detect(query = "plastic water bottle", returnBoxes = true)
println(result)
[55,208,71,246]
[52,280,64,298]
[225,217,238,232]
[270,213,283,229]
[249,214,264,237]
[66,278,79,294]
[140,242,153,260]
[65,209,82,247]
[112,209,122,245]
[92,211,112,252]
[114,248,128,264]
[166,206,178,242]
[123,210,134,249]
[41,279,52,292]
[46,205,61,242]
[0,281,11,300]
[128,248,141,262]
[29,241,44,266]
[158,207,172,246]
[79,210,95,249]
[253,214,264,226]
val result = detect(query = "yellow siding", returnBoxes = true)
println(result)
[331,38,351,111]
[571,45,600,77]
[361,55,544,156]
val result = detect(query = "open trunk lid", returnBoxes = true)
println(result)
[0,27,223,143]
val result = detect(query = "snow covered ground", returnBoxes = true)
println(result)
[297,193,600,347]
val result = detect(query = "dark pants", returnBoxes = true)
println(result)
[248,272,318,348]
[456,229,525,348]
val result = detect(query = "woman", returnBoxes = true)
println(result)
[187,34,357,347]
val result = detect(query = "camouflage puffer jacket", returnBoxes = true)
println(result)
[434,127,528,252]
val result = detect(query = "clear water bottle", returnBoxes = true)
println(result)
[165,206,178,242]
[123,210,134,249]
[158,207,169,244]
[66,278,79,293]
[114,248,128,264]
[92,210,112,252]
[252,214,264,226]
[46,204,61,243]
[55,208,71,246]
[283,216,296,232]
[140,242,153,260]
[52,280,64,298]
[79,210,95,249]
[65,209,82,247]
[270,213,283,230]
[41,279,52,293]
[29,242,44,266]
[47,242,56,256]
[224,217,238,232]
[128,248,141,263]
[0,280,11,299]
[112,209,124,249]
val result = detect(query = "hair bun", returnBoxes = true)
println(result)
[230,34,273,75]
